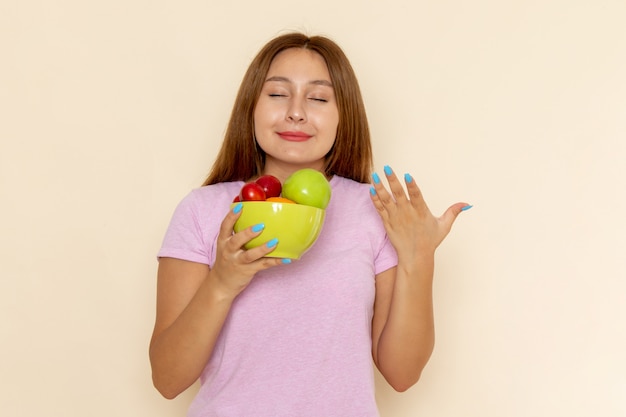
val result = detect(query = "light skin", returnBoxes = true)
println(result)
[253,48,339,183]
[370,169,469,391]
[149,47,469,398]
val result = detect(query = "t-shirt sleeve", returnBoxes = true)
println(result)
[374,233,398,275]
[362,190,398,275]
[157,191,211,265]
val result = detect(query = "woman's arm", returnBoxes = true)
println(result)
[149,204,287,399]
[371,260,435,392]
[149,258,233,399]
[370,166,469,392]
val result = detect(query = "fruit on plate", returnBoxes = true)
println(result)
[255,175,282,198]
[239,182,266,201]
[282,168,331,209]
[233,169,331,208]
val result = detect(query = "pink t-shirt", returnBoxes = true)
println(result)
[158,176,398,417]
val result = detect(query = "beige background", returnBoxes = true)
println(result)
[2,0,625,416]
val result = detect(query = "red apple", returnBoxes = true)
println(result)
[255,175,282,198]
[239,182,266,201]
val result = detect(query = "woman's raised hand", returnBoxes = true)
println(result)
[369,165,471,262]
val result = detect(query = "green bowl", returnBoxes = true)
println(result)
[232,202,326,259]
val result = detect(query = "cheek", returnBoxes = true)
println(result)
[253,104,275,149]
[253,105,270,140]
[327,106,340,133]
[322,111,340,137]
[311,105,339,129]
[253,103,264,127]
[254,101,282,129]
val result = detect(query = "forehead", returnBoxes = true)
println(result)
[266,48,331,80]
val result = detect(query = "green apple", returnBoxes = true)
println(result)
[282,169,331,209]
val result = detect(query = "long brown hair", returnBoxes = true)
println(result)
[203,33,372,186]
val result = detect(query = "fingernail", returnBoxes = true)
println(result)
[252,223,265,232]
[372,172,380,184]
[266,238,279,248]
[404,173,413,183]
[384,165,393,176]
[233,202,243,214]
[370,187,376,196]
[461,205,473,211]
[281,258,292,264]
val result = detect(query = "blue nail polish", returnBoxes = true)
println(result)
[282,258,292,264]
[461,205,473,211]
[252,223,265,232]
[372,172,380,184]
[233,202,243,214]
[384,165,393,176]
[370,187,376,196]
[266,238,279,248]
[404,173,413,183]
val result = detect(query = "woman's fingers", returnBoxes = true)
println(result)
[381,165,409,203]
[403,173,424,204]
[439,202,473,234]
[218,202,243,240]
[218,204,260,255]
[371,166,419,214]
[236,232,278,263]
[370,165,472,251]
[218,203,290,267]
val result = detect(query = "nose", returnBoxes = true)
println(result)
[286,99,307,123]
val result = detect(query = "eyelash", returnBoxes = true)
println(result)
[268,94,327,103]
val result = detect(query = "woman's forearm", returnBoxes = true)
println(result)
[149,271,235,399]
[376,255,436,392]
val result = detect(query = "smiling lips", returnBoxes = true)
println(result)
[277,131,312,142]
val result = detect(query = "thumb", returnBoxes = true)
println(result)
[440,202,473,231]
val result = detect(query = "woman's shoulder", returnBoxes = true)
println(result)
[172,182,244,218]
[188,181,244,204]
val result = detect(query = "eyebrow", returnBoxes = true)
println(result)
[265,76,333,88]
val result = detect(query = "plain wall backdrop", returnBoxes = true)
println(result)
[1,0,625,416]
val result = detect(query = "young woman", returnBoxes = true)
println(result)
[150,32,471,417]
